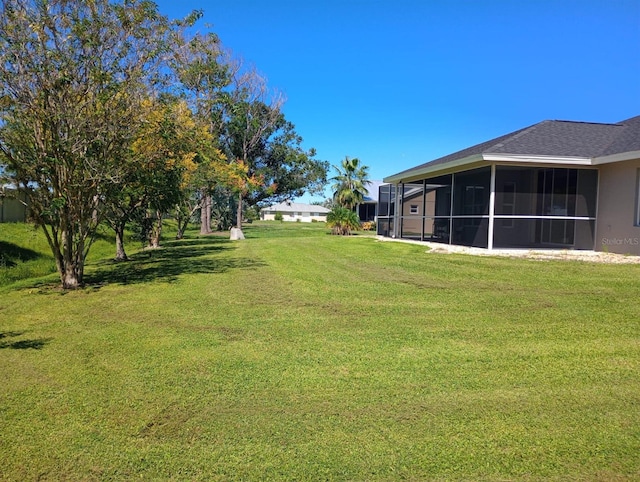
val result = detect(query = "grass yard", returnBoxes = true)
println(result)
[1,221,639,480]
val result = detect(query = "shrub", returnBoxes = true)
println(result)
[361,220,376,231]
[274,212,283,222]
[326,207,360,235]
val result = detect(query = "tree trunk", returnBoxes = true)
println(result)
[48,224,83,289]
[176,202,197,239]
[176,216,189,239]
[232,192,245,240]
[149,211,162,248]
[61,261,80,289]
[114,222,128,261]
[236,191,243,228]
[176,215,187,239]
[200,191,212,234]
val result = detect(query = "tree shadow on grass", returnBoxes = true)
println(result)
[0,241,42,267]
[85,237,266,287]
[161,238,227,248]
[0,331,51,350]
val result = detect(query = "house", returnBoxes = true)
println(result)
[379,115,640,256]
[0,187,28,223]
[357,180,384,222]
[260,201,330,222]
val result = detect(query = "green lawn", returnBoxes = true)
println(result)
[1,221,639,480]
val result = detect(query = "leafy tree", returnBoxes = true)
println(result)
[246,120,329,207]
[0,0,171,288]
[103,167,146,261]
[326,206,360,235]
[218,70,283,235]
[331,157,371,210]
[172,147,226,240]
[171,30,231,235]
[127,97,212,249]
[218,69,328,237]
[172,31,328,237]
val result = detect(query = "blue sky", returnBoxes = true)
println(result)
[155,0,640,201]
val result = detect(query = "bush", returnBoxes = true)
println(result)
[326,207,360,235]
[361,220,376,231]
[274,212,283,222]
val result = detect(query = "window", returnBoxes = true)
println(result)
[410,204,419,215]
[464,186,486,215]
[453,167,490,216]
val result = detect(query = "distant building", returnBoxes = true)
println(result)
[260,201,330,222]
[0,187,28,223]
[358,180,384,222]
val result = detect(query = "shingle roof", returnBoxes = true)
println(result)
[387,115,640,181]
[600,115,640,155]
[362,180,384,202]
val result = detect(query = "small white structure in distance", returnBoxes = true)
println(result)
[260,201,330,222]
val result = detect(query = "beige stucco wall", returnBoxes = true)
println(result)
[595,158,640,255]
[0,191,28,223]
[261,211,326,222]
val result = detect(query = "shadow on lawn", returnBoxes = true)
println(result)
[0,241,42,268]
[0,331,51,350]
[86,236,266,286]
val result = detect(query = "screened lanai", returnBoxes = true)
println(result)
[377,165,598,250]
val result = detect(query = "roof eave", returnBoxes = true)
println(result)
[383,153,594,184]
[383,154,484,183]
[592,150,640,165]
[485,153,593,165]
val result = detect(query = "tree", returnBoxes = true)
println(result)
[126,96,213,249]
[172,30,328,237]
[219,69,329,236]
[219,69,284,236]
[171,30,231,235]
[246,121,329,207]
[173,148,227,239]
[331,157,371,210]
[0,0,171,288]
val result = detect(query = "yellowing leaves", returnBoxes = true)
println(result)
[127,96,265,205]
[215,158,264,194]
[131,97,209,174]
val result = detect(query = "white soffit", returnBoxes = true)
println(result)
[383,154,484,183]
[383,153,594,184]
[483,154,592,165]
[592,150,640,165]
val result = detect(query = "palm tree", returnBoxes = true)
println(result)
[331,157,371,210]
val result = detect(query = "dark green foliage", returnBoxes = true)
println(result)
[331,156,370,209]
[327,206,360,235]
